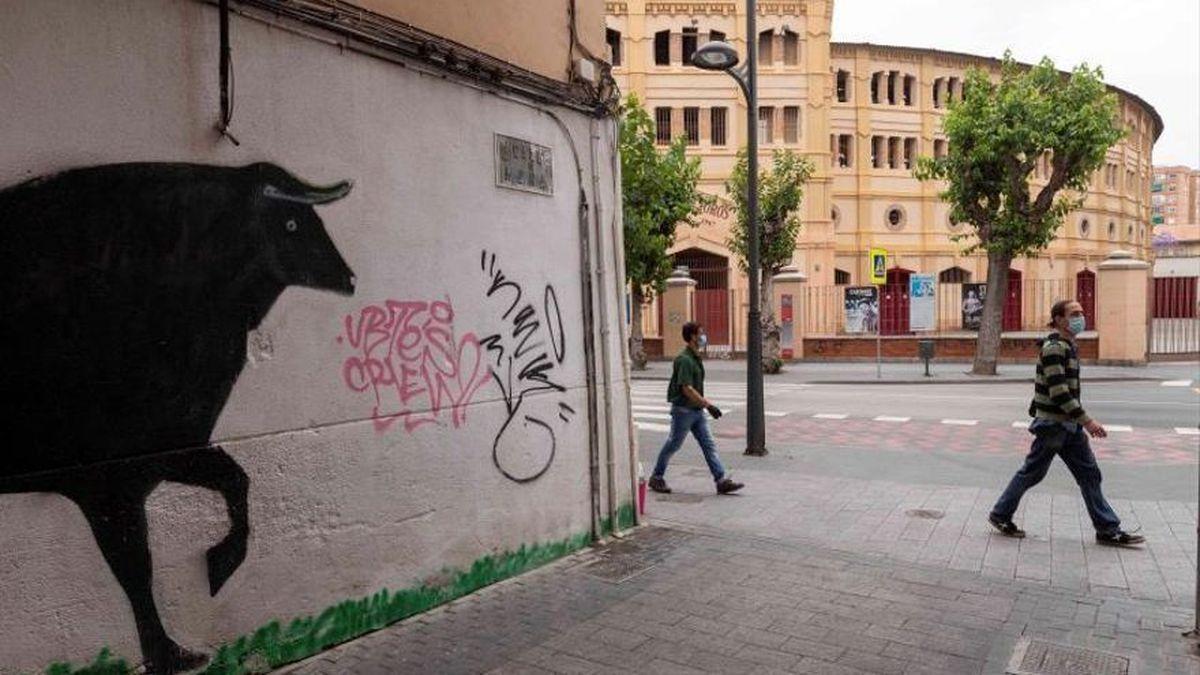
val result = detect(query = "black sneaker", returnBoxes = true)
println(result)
[716,478,744,495]
[648,477,672,494]
[1096,530,1145,547]
[988,514,1026,538]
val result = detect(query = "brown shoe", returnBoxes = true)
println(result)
[648,477,672,494]
[716,478,744,495]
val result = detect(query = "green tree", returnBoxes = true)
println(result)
[620,94,708,369]
[726,148,814,374]
[914,53,1123,375]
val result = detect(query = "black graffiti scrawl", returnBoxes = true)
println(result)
[0,163,355,673]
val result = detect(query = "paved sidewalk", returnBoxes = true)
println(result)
[630,360,1199,385]
[280,524,1200,675]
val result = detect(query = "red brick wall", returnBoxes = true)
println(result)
[802,336,1099,362]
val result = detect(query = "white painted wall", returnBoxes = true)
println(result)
[0,0,633,669]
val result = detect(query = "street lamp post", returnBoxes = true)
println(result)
[691,0,766,456]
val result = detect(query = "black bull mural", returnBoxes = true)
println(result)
[0,162,356,673]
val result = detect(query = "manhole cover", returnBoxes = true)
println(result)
[905,509,945,519]
[1007,638,1129,675]
[580,555,655,583]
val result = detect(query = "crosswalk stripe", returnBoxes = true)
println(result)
[635,421,671,432]
[874,416,910,423]
[1176,427,1200,436]
[764,411,788,417]
[813,413,848,419]
[631,405,670,412]
[1162,380,1193,387]
[1106,425,1133,432]
[632,413,672,420]
[941,419,978,426]
[1012,421,1028,428]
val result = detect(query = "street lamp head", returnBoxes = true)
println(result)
[691,41,740,70]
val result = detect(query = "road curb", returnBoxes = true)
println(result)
[631,375,1163,385]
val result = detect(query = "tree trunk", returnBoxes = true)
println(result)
[760,273,782,374]
[630,287,648,370]
[972,250,1012,375]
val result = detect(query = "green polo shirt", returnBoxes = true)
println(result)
[667,347,705,408]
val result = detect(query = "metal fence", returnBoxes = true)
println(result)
[1151,277,1200,355]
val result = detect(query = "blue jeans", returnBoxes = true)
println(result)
[991,423,1121,534]
[652,405,726,483]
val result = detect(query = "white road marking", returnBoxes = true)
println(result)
[1012,421,1028,428]
[941,419,978,426]
[1162,380,1194,387]
[813,413,848,420]
[874,416,911,423]
[1174,427,1199,436]
[632,412,672,421]
[1105,425,1133,432]
[635,422,671,432]
[764,411,789,417]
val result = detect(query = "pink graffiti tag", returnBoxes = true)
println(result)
[339,298,491,433]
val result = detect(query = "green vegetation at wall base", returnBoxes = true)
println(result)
[44,503,635,675]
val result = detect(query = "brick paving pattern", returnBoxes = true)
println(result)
[280,524,1200,674]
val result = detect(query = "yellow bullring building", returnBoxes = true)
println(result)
[605,1,1161,347]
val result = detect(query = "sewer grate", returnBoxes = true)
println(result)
[578,526,692,583]
[1007,637,1129,675]
[905,509,945,519]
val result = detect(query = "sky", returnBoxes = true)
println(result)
[831,0,1200,168]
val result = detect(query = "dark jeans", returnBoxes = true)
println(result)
[991,423,1121,534]
[651,405,726,483]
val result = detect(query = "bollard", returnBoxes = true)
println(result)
[918,339,935,377]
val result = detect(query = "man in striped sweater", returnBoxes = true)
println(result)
[988,299,1145,546]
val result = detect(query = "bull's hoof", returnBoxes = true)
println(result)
[147,643,208,674]
[206,531,247,596]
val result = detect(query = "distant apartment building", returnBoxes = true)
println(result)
[1152,165,1200,226]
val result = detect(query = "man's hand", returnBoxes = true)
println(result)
[1084,420,1107,439]
[706,404,723,419]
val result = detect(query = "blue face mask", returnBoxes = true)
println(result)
[1068,315,1086,334]
[698,333,708,348]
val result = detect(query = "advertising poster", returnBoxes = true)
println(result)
[961,282,987,330]
[909,273,936,331]
[844,286,879,334]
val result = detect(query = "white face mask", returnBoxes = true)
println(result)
[1068,315,1086,334]
[698,333,708,348]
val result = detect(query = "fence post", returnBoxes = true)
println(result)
[1096,250,1151,365]
[662,266,696,356]
[772,265,807,359]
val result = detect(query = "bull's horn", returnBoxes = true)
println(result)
[262,179,353,205]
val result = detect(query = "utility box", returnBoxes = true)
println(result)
[918,339,935,377]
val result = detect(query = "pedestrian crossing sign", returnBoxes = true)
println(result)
[869,248,887,285]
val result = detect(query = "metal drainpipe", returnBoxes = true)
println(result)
[576,157,603,544]
[589,117,620,536]
[607,118,641,527]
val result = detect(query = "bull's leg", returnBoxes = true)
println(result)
[160,446,250,596]
[73,490,207,674]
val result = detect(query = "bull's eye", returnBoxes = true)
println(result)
[285,219,298,233]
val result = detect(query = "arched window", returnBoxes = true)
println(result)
[939,267,971,283]
[782,29,799,65]
[1079,218,1090,237]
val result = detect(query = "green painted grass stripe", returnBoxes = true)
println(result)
[45,503,635,675]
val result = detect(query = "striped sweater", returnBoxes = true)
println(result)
[1029,333,1091,425]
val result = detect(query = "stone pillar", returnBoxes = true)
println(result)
[772,265,807,359]
[661,267,696,357]
[1096,250,1151,365]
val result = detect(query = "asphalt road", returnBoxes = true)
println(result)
[632,376,1200,503]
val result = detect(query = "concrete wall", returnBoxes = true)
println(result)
[0,0,632,671]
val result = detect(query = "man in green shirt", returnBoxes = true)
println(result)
[988,300,1144,546]
[648,321,744,495]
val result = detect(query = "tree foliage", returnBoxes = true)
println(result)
[725,148,815,276]
[913,52,1124,375]
[914,53,1124,256]
[620,93,707,301]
